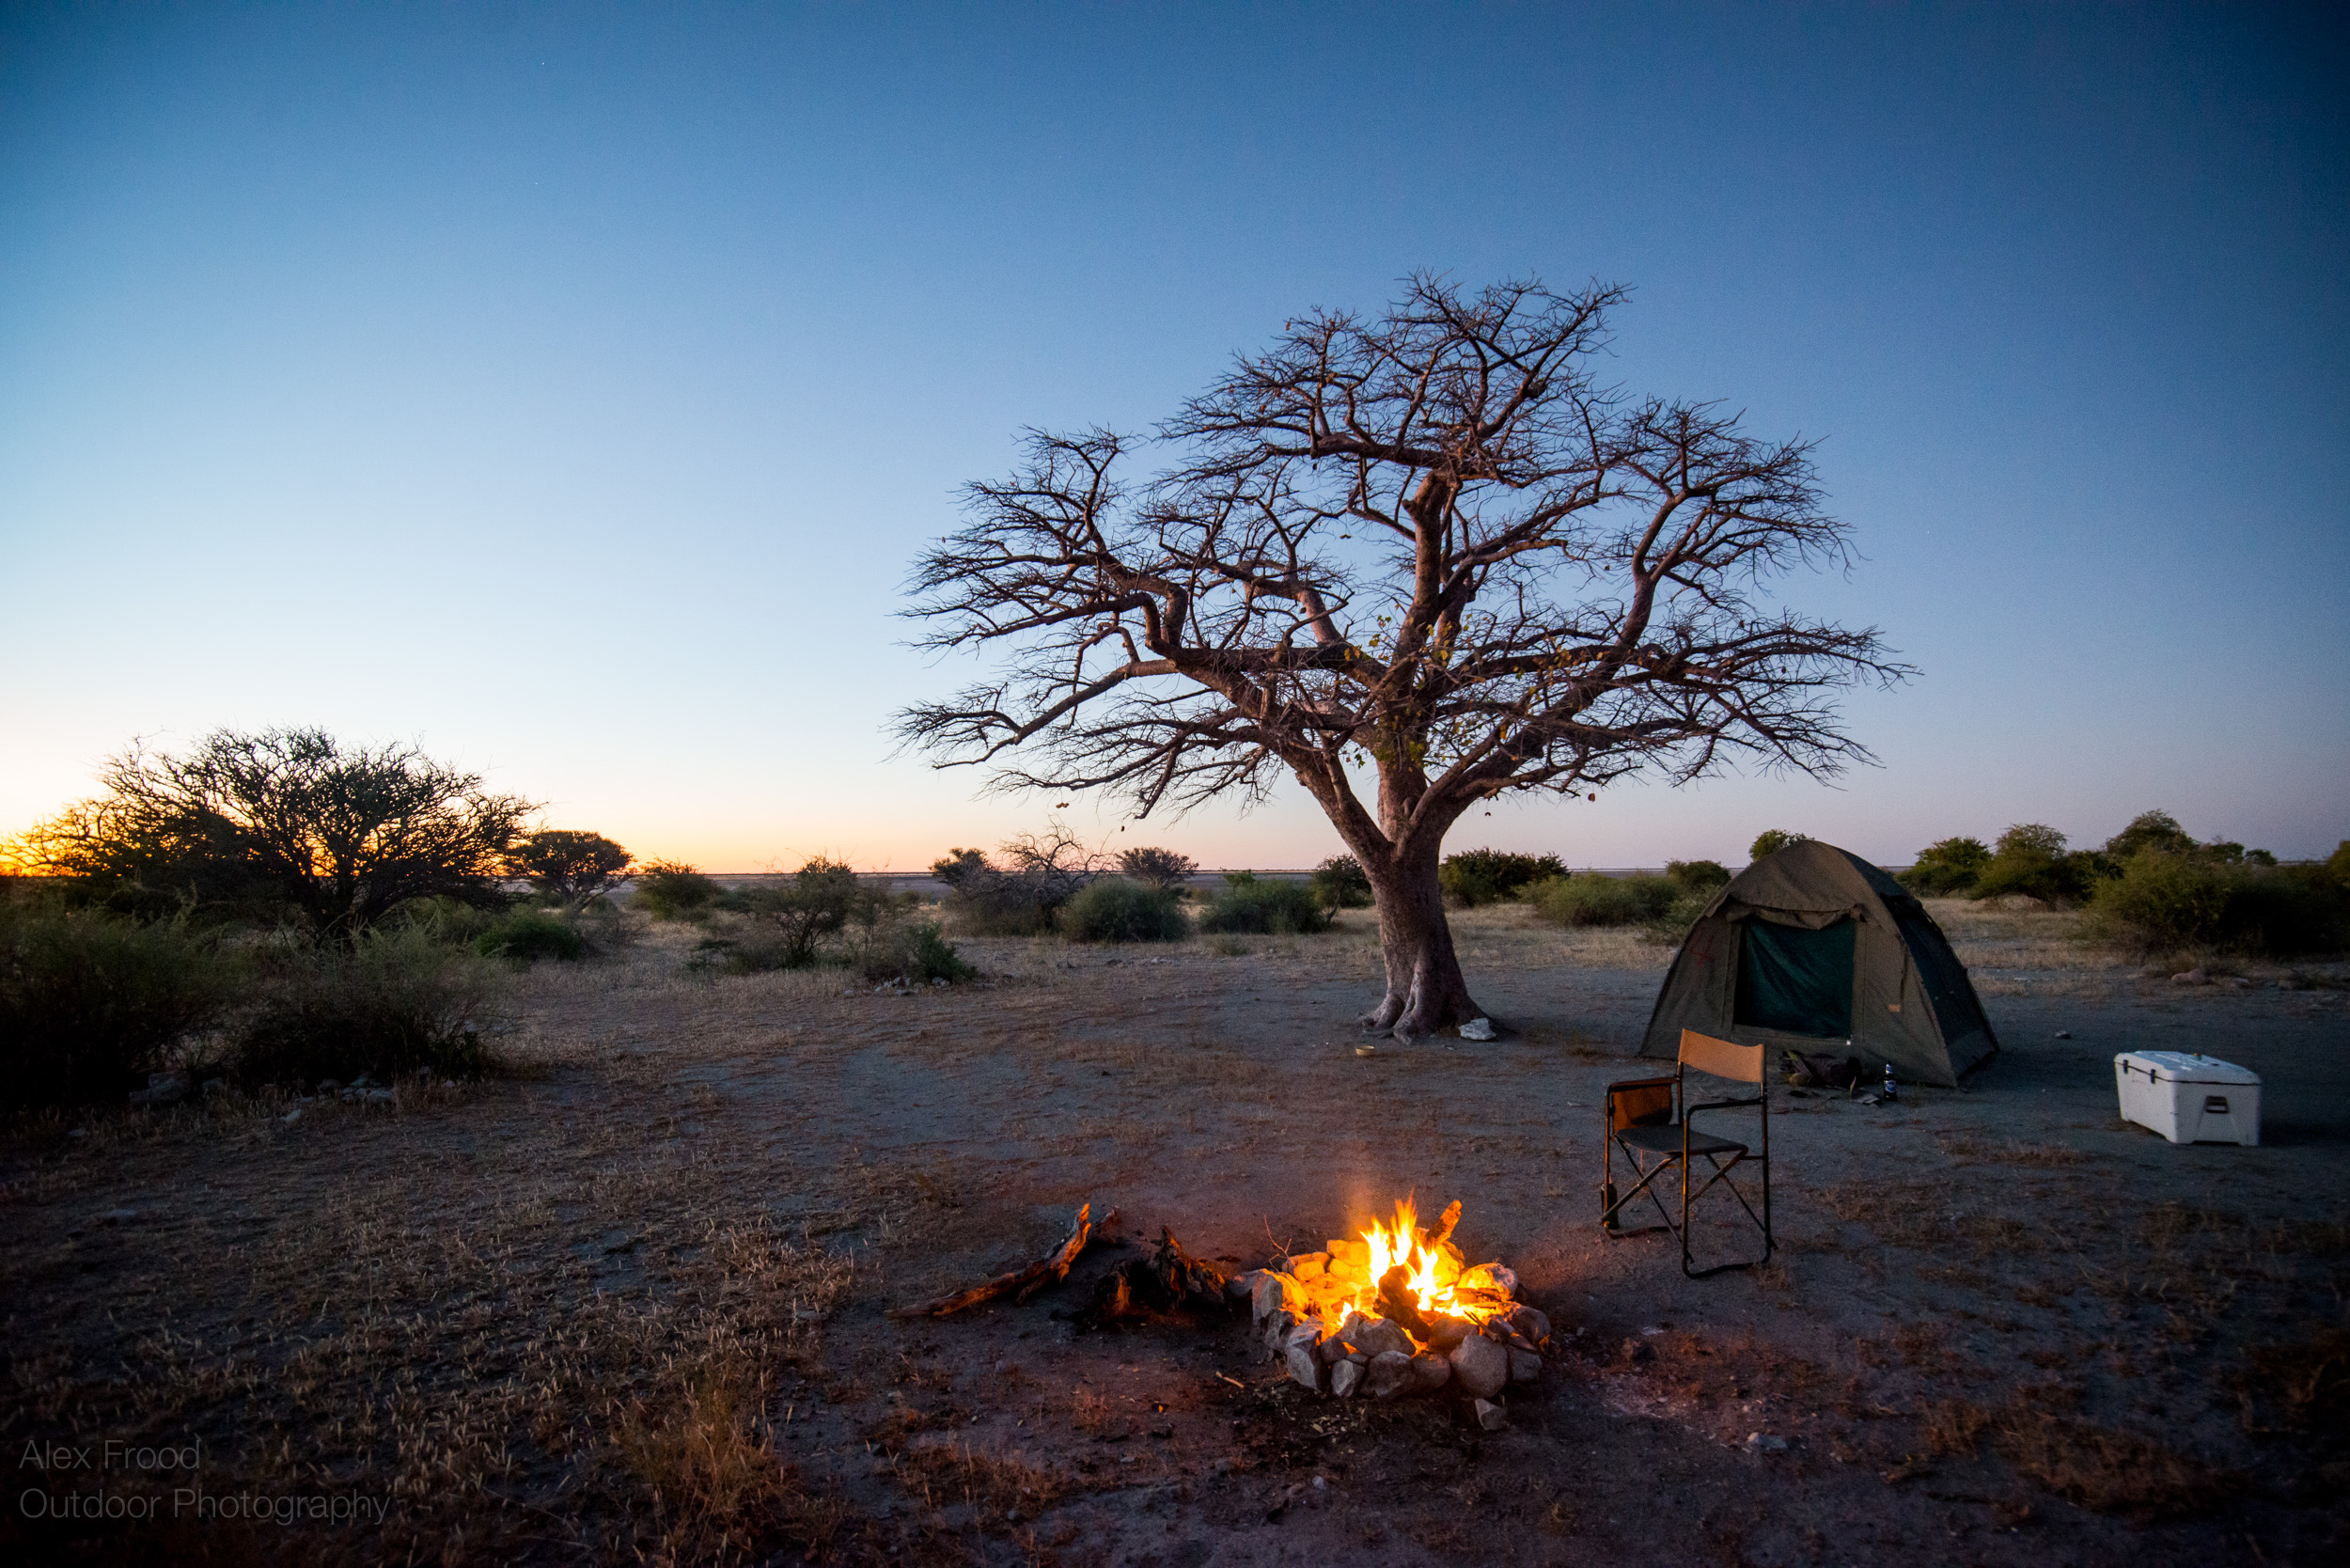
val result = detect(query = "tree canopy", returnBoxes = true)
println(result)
[900,274,1905,1033]
[509,829,634,903]
[15,728,532,940]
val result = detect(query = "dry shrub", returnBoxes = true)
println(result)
[1920,1398,1995,1457]
[2235,1327,2350,1439]
[1817,1179,2034,1260]
[1994,1407,2230,1517]
[891,1439,1075,1529]
[1936,1133,2092,1168]
[1892,1322,1956,1370]
[615,1343,788,1539]
[2265,1218,2350,1257]
[1068,1387,1117,1435]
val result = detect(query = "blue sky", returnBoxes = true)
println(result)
[3,3,2343,870]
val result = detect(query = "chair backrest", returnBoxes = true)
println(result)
[1680,1028,1763,1085]
[1609,1080,1676,1131]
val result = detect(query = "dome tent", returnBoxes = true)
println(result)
[1640,839,1998,1088]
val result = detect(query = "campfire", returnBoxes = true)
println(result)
[886,1194,1549,1418]
[1237,1196,1548,1407]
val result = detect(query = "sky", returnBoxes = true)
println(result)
[2,2,2344,872]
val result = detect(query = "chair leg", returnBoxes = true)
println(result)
[1679,1155,1775,1278]
[1601,1145,1676,1239]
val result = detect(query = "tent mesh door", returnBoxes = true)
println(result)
[1733,917,1856,1037]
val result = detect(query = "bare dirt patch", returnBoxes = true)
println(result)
[5,904,2345,1564]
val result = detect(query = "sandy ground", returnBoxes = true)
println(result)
[4,902,2346,1566]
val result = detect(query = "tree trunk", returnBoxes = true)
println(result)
[1358,846,1481,1038]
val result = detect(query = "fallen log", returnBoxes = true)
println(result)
[885,1203,1121,1319]
[1065,1227,1232,1328]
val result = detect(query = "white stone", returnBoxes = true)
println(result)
[1746,1432,1789,1452]
[1508,1347,1543,1384]
[1449,1333,1509,1400]
[1485,1264,1519,1298]
[1261,1309,1296,1352]
[1459,1017,1497,1041]
[1251,1273,1294,1327]
[1286,1251,1330,1279]
[1474,1398,1508,1431]
[1331,1359,1365,1399]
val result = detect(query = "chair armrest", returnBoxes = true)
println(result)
[1604,1075,1678,1095]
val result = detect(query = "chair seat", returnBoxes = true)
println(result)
[1616,1123,1747,1158]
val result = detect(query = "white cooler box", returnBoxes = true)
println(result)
[2115,1051,2261,1146]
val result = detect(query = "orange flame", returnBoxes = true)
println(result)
[1341,1195,1503,1326]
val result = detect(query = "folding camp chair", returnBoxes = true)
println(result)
[1600,1028,1773,1278]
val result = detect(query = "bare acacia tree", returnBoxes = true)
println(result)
[900,275,1907,1035]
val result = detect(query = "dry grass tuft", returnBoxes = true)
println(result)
[1817,1178,2039,1260]
[1993,1407,2231,1517]
[890,1439,1077,1529]
[2234,1327,2350,1438]
[1920,1397,1996,1456]
[615,1343,788,1544]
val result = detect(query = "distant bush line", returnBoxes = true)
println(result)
[1890,811,2346,960]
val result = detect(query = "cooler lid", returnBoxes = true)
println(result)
[2115,1050,2262,1086]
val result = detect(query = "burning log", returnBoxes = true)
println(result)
[1374,1264,1433,1342]
[886,1203,1120,1319]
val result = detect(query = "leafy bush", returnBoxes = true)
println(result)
[234,927,501,1085]
[1117,847,1198,890]
[634,860,724,920]
[1197,873,1329,934]
[1904,837,1991,896]
[1749,829,1810,860]
[2084,852,2231,953]
[931,848,992,886]
[393,895,509,947]
[2102,810,2199,863]
[2330,841,2350,887]
[1974,823,2102,905]
[853,917,978,983]
[476,909,588,963]
[1309,854,1373,913]
[2224,867,2348,955]
[728,858,870,968]
[0,902,237,1108]
[2089,853,2346,958]
[1526,874,1680,928]
[1666,859,1731,894]
[1062,878,1190,943]
[1643,889,1716,945]
[932,843,1084,936]
[1438,847,1567,906]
